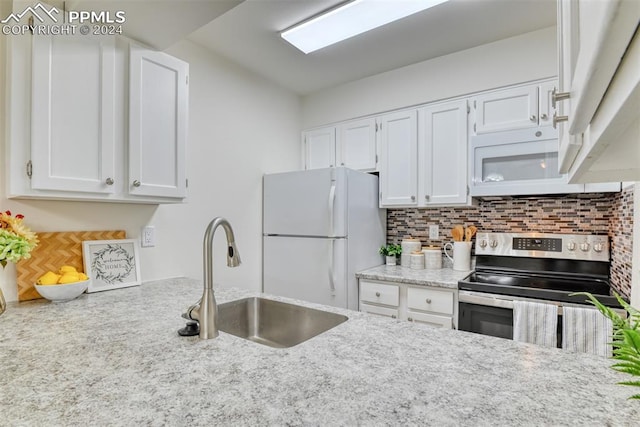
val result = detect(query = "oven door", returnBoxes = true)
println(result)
[458,291,514,339]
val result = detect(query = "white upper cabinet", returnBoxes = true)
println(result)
[129,46,189,199]
[31,32,116,194]
[336,118,377,172]
[6,29,189,204]
[303,127,336,170]
[378,109,418,207]
[472,85,539,134]
[557,0,640,182]
[303,120,378,172]
[418,100,470,206]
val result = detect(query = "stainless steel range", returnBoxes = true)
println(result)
[458,232,624,344]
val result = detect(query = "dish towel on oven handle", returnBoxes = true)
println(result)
[562,305,613,357]
[512,300,558,348]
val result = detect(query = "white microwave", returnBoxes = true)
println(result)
[469,127,584,197]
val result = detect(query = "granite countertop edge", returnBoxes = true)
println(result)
[356,264,471,289]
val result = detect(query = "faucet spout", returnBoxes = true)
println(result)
[191,217,241,339]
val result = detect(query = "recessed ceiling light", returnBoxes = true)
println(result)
[281,0,451,54]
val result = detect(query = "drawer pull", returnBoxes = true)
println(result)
[375,292,381,297]
[408,317,413,322]
[425,298,432,304]
[391,314,397,319]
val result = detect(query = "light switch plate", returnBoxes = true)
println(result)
[142,226,155,247]
[429,225,439,240]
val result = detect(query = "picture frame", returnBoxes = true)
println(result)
[82,239,141,293]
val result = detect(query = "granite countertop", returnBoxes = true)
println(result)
[1,278,638,426]
[356,264,471,289]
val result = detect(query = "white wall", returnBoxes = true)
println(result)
[0,35,301,302]
[301,27,557,128]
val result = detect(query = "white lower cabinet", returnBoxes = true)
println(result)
[359,279,457,329]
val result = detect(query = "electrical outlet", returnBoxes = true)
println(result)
[428,224,439,240]
[142,226,155,247]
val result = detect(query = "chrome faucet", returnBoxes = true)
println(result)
[184,217,241,339]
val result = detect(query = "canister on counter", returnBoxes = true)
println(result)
[422,246,442,269]
[401,237,422,266]
[410,251,425,270]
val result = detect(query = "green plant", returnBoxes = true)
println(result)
[379,244,402,257]
[574,292,640,400]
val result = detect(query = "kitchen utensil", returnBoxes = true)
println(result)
[34,279,90,302]
[16,230,126,301]
[451,225,464,242]
[465,225,477,242]
[444,241,472,271]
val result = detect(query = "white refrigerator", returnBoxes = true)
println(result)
[263,167,386,310]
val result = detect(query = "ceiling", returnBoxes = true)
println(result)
[187,0,557,95]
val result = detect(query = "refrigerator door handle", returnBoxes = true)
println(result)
[328,239,336,296]
[328,183,336,237]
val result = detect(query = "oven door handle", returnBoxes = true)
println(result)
[458,291,515,310]
[458,291,627,318]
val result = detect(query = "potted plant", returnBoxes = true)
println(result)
[577,292,640,400]
[379,244,402,266]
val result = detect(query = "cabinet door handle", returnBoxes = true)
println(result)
[105,177,114,185]
[425,298,432,304]
[540,113,548,120]
[553,114,569,129]
[411,195,416,201]
[375,292,381,297]
[529,115,537,122]
[391,314,397,319]
[132,180,141,187]
[424,195,430,201]
[551,88,570,108]
[408,317,413,322]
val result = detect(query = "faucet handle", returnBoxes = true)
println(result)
[183,301,200,321]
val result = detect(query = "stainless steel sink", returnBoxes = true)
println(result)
[217,297,348,348]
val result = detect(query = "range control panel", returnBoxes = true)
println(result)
[475,232,609,262]
[513,237,562,252]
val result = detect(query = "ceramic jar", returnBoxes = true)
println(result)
[409,251,425,270]
[401,237,421,267]
[422,246,442,270]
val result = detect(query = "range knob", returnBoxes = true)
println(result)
[580,242,590,252]
[593,243,604,253]
[567,241,577,251]
[489,240,498,249]
[479,239,487,248]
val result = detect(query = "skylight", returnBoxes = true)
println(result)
[281,0,451,54]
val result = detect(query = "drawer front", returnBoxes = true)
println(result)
[360,280,399,306]
[407,311,453,329]
[407,286,453,315]
[360,303,399,319]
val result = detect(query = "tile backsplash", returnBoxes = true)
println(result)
[387,186,635,298]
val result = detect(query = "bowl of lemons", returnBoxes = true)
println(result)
[34,266,90,302]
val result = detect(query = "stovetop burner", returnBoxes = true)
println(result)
[459,232,623,308]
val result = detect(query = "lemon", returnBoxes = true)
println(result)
[59,265,77,274]
[78,272,88,281]
[58,273,80,284]
[37,271,61,286]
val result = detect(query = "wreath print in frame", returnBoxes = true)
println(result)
[82,239,141,293]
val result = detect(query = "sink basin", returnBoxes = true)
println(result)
[217,297,348,348]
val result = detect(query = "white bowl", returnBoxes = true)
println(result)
[34,279,90,302]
